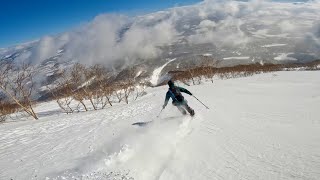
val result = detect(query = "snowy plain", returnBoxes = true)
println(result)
[1,71,320,180]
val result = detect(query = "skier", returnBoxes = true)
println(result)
[162,80,195,116]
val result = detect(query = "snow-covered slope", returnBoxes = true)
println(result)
[1,71,320,180]
[150,58,176,86]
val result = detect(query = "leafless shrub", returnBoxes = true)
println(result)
[114,82,135,104]
[0,101,18,122]
[70,63,90,111]
[1,97,9,122]
[134,82,147,100]
[0,115,6,123]
[98,82,114,107]
[48,63,116,112]
[171,60,320,84]
[187,69,201,85]
[124,67,137,104]
[58,97,74,114]
[114,87,124,103]
[200,56,220,83]
[113,67,136,104]
[0,61,38,119]
[85,64,113,110]
[124,85,135,104]
[47,69,75,114]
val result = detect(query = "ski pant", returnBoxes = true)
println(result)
[172,100,194,115]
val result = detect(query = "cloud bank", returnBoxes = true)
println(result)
[2,0,320,66]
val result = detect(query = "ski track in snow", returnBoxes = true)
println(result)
[1,71,320,180]
[274,53,297,61]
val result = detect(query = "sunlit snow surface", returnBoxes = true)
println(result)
[261,44,287,48]
[223,56,250,60]
[150,58,176,85]
[1,71,320,180]
[274,53,297,61]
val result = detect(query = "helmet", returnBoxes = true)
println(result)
[168,80,174,88]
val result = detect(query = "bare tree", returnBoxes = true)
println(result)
[123,67,136,104]
[112,67,137,104]
[72,64,110,111]
[186,68,203,85]
[201,56,220,83]
[47,69,75,114]
[69,63,90,111]
[123,83,135,104]
[0,61,38,119]
[134,82,147,100]
[49,63,117,113]
[48,63,150,113]
[0,100,20,122]
[114,86,124,103]
[102,86,113,107]
[0,101,9,123]
[89,64,113,108]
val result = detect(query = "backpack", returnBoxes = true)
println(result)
[169,87,184,102]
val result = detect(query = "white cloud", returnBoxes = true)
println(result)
[305,22,320,55]
[199,20,216,29]
[188,16,250,46]
[32,36,58,64]
[60,14,178,67]
[3,0,320,66]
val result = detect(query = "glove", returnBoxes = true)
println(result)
[162,105,166,109]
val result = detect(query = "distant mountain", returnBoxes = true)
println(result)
[1,0,319,98]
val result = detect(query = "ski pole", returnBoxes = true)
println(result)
[193,95,210,109]
[157,108,164,118]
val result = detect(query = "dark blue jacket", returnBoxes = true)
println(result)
[164,86,192,106]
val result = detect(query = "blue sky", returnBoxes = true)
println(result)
[0,0,201,48]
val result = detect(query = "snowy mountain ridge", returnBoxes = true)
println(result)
[1,0,320,103]
[1,0,320,67]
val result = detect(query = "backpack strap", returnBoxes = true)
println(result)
[169,87,184,102]
[168,89,179,102]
